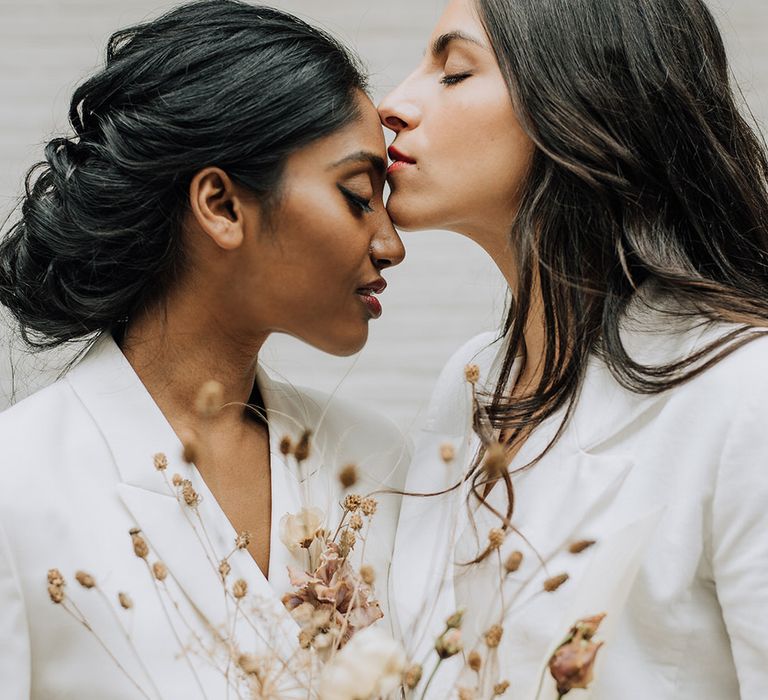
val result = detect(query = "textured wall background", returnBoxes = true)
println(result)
[1,0,766,430]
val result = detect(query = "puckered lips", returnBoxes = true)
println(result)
[387,145,416,175]
[356,277,387,319]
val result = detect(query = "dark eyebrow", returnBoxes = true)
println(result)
[329,151,386,177]
[430,30,486,58]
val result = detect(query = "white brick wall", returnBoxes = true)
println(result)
[1,0,766,429]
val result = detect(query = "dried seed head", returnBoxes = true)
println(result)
[279,435,293,456]
[238,653,261,675]
[446,608,465,630]
[343,494,362,512]
[435,628,463,659]
[465,364,480,385]
[130,529,149,559]
[468,650,482,672]
[440,443,456,463]
[361,497,377,517]
[75,571,96,589]
[485,624,504,648]
[298,629,314,649]
[504,550,524,574]
[232,578,248,600]
[219,559,231,579]
[338,463,358,489]
[153,453,168,471]
[195,380,224,418]
[483,443,510,478]
[544,573,570,593]
[293,430,312,463]
[360,564,375,585]
[493,681,510,696]
[549,614,606,696]
[349,513,364,531]
[339,529,356,557]
[458,688,475,700]
[488,528,505,550]
[569,539,597,554]
[152,561,168,582]
[47,568,65,587]
[181,480,200,507]
[118,592,133,610]
[403,664,423,689]
[235,531,251,550]
[171,473,183,487]
[48,583,65,604]
[181,433,199,464]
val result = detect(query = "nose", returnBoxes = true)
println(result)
[370,215,406,270]
[378,78,421,133]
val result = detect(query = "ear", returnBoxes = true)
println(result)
[189,167,255,251]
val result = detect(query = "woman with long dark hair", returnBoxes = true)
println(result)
[381,0,768,697]
[0,1,408,696]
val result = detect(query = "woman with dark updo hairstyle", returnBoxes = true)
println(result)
[0,1,407,696]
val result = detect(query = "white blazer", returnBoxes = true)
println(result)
[0,334,409,699]
[392,288,768,699]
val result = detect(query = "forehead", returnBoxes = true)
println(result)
[433,0,484,39]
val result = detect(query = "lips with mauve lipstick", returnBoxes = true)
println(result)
[387,145,416,175]
[356,278,387,319]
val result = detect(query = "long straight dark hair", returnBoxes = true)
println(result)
[468,0,768,558]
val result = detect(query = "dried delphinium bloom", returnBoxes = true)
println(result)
[118,592,133,610]
[544,573,570,593]
[548,614,606,697]
[343,494,362,512]
[338,529,357,558]
[488,528,505,550]
[47,568,65,603]
[235,531,251,550]
[195,379,224,418]
[294,430,312,463]
[504,551,523,574]
[360,565,375,585]
[279,507,325,552]
[440,443,456,464]
[435,628,463,659]
[152,561,168,582]
[130,528,149,559]
[349,514,364,531]
[279,435,293,456]
[403,663,423,689]
[361,497,377,517]
[569,540,596,554]
[75,571,96,589]
[181,479,200,507]
[232,579,248,600]
[465,364,481,385]
[338,463,358,489]
[153,452,168,471]
[171,473,183,487]
[219,559,231,580]
[468,650,482,672]
[458,688,475,700]
[485,624,503,649]
[494,680,510,695]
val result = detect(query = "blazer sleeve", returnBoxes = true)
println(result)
[0,516,31,698]
[709,387,768,698]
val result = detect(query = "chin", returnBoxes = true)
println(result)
[386,191,442,232]
[315,326,369,357]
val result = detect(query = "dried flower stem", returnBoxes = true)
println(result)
[418,658,444,700]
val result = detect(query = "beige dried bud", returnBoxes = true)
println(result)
[360,564,375,585]
[504,550,524,574]
[435,628,463,659]
[548,614,606,696]
[152,561,168,582]
[47,584,65,604]
[181,479,200,507]
[75,571,96,589]
[544,573,570,593]
[483,443,510,478]
[235,531,251,550]
[298,629,314,649]
[488,528,505,550]
[339,529,357,557]
[445,608,465,630]
[349,513,364,531]
[219,559,231,579]
[465,364,480,385]
[485,624,504,648]
[195,380,224,418]
[338,463,358,489]
[569,539,597,554]
[47,568,65,587]
[130,528,149,559]
[181,433,199,464]
[118,592,133,610]
[238,653,261,675]
[403,664,423,689]
[279,435,293,456]
[171,473,183,487]
[440,443,456,463]
[153,453,168,471]
[468,650,483,672]
[293,430,312,462]
[493,681,510,696]
[232,578,248,600]
[361,497,377,517]
[343,494,362,512]
[458,688,475,700]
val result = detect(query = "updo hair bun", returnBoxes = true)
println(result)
[0,0,367,349]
